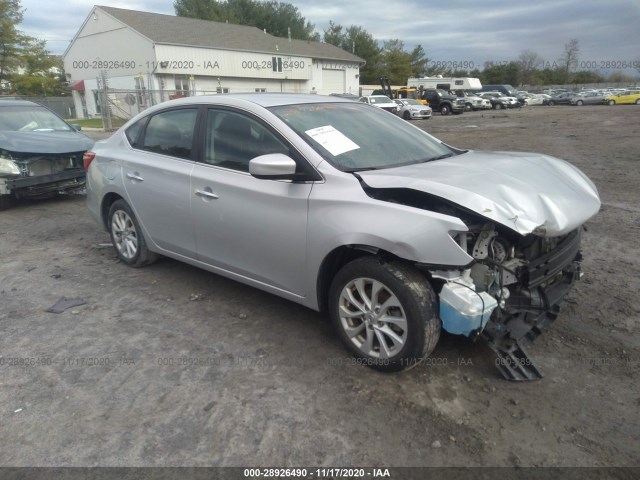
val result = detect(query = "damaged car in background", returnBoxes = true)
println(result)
[0,99,94,209]
[85,94,600,381]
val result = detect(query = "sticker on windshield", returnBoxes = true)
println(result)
[305,125,360,156]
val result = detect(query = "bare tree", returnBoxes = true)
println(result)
[559,39,580,76]
[518,50,543,85]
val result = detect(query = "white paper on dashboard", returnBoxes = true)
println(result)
[305,125,360,156]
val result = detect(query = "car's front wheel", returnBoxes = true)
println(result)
[494,103,503,110]
[440,105,451,115]
[576,100,584,106]
[403,111,411,120]
[108,199,158,267]
[608,100,615,105]
[329,257,440,372]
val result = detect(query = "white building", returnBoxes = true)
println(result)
[64,6,364,118]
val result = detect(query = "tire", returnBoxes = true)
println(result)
[636,99,640,105]
[403,111,411,120]
[608,100,615,106]
[494,103,503,110]
[548,100,555,106]
[465,103,472,112]
[440,104,451,115]
[328,256,440,372]
[108,199,158,267]
[576,100,583,106]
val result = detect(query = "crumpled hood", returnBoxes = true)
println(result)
[0,131,94,154]
[358,150,601,236]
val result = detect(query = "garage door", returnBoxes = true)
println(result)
[322,69,346,94]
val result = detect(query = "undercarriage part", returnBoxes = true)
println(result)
[488,341,543,381]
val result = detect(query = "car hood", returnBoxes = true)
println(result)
[0,131,94,154]
[357,150,601,236]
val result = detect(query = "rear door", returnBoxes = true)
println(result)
[121,107,198,257]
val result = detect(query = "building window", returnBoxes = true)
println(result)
[255,88,266,92]
[175,75,191,97]
[272,57,283,73]
[216,87,230,94]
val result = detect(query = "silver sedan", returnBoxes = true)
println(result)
[85,94,600,379]
[393,98,433,120]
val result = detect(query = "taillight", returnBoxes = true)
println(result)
[83,151,96,172]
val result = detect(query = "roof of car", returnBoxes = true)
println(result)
[141,93,357,113]
[0,99,41,107]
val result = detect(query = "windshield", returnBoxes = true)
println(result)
[0,105,74,132]
[269,102,454,172]
[403,99,421,105]
[368,96,392,104]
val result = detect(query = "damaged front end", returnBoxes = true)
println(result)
[0,149,86,199]
[441,223,584,380]
[362,184,596,381]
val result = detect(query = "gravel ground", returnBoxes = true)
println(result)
[0,105,638,469]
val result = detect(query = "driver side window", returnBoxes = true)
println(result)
[203,109,290,172]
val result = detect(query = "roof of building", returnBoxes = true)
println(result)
[97,6,364,64]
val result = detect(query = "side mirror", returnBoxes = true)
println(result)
[71,124,82,131]
[249,154,297,180]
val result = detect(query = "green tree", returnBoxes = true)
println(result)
[480,61,521,86]
[0,0,25,84]
[408,44,428,77]
[1,0,61,93]
[378,39,413,85]
[323,23,381,84]
[174,0,318,40]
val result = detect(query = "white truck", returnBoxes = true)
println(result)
[408,77,489,111]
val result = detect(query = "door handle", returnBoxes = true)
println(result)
[126,172,144,182]
[195,189,219,199]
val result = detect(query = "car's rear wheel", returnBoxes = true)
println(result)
[328,257,440,372]
[403,111,411,120]
[495,103,503,110]
[108,199,158,267]
[576,100,584,106]
[608,100,615,105]
[636,99,640,105]
[440,105,451,115]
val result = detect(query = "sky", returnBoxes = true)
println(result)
[18,0,640,76]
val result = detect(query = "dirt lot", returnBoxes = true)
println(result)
[0,105,638,469]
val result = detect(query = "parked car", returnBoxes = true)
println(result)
[544,92,578,106]
[522,94,549,106]
[604,90,640,105]
[570,92,606,106]
[477,92,519,109]
[85,94,600,380]
[392,99,432,120]
[454,91,492,111]
[358,95,399,113]
[481,84,526,105]
[0,99,94,209]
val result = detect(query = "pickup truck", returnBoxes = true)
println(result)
[419,89,465,115]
